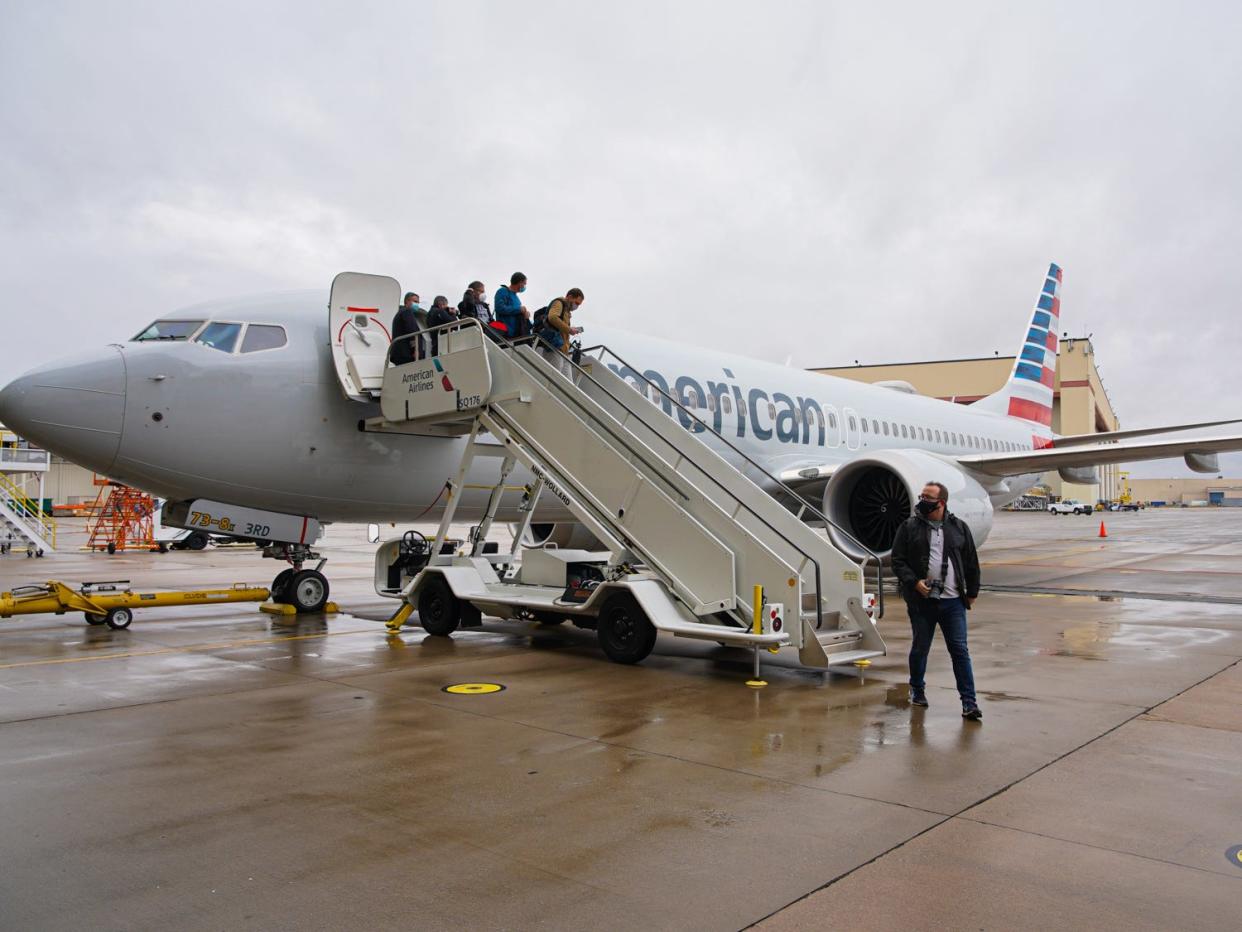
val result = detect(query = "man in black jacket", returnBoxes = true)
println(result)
[890,480,983,720]
[390,292,424,365]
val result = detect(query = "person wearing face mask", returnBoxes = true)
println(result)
[494,272,529,338]
[390,292,424,365]
[458,281,493,327]
[538,288,585,379]
[425,295,458,356]
[890,481,983,720]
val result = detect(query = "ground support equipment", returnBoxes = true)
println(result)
[0,580,271,629]
[357,305,888,676]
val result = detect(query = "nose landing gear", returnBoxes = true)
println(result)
[264,543,330,613]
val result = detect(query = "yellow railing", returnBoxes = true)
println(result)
[0,472,56,547]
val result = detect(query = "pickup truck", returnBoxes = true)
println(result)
[1048,499,1094,515]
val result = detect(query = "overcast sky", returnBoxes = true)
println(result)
[2,1,1240,477]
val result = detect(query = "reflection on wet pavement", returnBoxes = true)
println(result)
[1,511,1240,929]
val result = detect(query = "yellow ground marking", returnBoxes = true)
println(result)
[442,682,505,695]
[0,628,376,671]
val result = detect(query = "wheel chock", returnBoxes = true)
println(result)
[385,602,415,632]
[260,601,340,617]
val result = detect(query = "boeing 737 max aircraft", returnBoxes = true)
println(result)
[1,263,1238,607]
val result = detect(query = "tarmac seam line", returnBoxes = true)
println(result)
[745,655,1242,928]
[947,817,1242,883]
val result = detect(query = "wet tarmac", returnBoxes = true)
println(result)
[1,511,1239,930]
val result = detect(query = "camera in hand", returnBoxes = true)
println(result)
[926,578,944,599]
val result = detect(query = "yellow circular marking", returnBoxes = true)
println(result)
[745,678,768,689]
[787,577,796,587]
[443,682,505,695]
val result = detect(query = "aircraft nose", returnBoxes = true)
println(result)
[0,346,126,474]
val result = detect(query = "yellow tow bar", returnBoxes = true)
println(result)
[0,580,271,630]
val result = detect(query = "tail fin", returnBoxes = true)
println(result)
[973,262,1061,437]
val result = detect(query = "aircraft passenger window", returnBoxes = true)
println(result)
[934,430,941,443]
[686,389,700,408]
[882,422,890,436]
[871,419,879,433]
[861,419,869,433]
[722,396,732,414]
[132,319,205,342]
[890,422,898,436]
[707,394,717,412]
[768,402,777,420]
[240,324,288,353]
[828,412,837,428]
[917,427,925,441]
[848,416,857,431]
[194,321,242,353]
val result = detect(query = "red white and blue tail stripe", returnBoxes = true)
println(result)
[972,263,1060,440]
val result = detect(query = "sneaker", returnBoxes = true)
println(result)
[910,689,929,707]
[962,704,982,721]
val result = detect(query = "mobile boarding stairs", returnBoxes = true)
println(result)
[350,301,886,670]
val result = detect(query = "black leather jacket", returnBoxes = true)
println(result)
[890,511,981,606]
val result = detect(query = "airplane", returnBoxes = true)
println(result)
[2,262,1239,613]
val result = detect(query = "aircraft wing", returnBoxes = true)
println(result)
[1051,418,1242,448]
[958,434,1242,477]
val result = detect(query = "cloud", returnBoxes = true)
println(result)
[2,0,1240,477]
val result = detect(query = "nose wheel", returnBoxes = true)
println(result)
[268,566,330,613]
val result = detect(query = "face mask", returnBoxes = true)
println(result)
[916,498,939,517]
[518,285,526,293]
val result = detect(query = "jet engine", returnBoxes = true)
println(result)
[822,451,994,559]
[525,522,604,550]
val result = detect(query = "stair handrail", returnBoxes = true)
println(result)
[578,343,885,620]
[0,472,56,547]
[383,318,884,621]
[492,329,843,629]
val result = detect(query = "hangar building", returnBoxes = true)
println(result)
[812,337,1120,503]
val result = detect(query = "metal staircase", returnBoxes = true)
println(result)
[0,471,56,554]
[369,316,886,669]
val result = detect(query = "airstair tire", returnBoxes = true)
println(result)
[596,594,657,665]
[417,575,461,636]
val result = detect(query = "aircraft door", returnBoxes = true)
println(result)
[329,272,402,402]
[842,406,862,451]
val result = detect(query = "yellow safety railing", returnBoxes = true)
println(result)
[0,472,56,547]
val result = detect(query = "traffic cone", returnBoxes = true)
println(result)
[1098,521,1108,538]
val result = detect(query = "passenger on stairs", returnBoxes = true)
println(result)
[494,272,530,338]
[538,288,585,379]
[458,281,497,334]
[426,296,458,356]
[390,292,425,365]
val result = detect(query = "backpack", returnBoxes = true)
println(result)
[532,304,551,333]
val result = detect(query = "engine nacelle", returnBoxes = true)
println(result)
[822,451,994,559]
[525,522,604,550]
[1058,465,1099,485]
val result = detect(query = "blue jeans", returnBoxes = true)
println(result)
[908,596,976,705]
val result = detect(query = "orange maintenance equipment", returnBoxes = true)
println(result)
[85,482,162,553]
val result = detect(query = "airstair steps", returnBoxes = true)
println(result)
[0,496,55,554]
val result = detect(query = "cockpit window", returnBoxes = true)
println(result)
[194,321,242,353]
[240,324,287,353]
[132,319,205,342]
